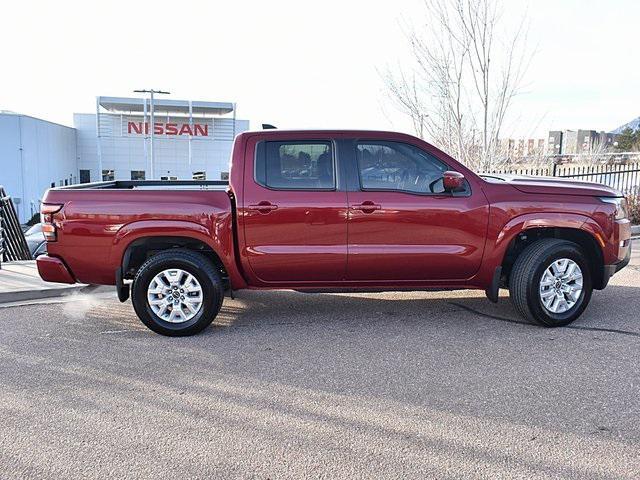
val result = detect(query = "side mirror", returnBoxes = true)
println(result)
[442,171,466,192]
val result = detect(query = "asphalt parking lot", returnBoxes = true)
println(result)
[1,241,639,479]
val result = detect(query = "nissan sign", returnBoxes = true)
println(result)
[126,120,209,137]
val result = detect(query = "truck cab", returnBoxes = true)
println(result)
[236,131,488,286]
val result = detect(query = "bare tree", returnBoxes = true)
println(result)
[574,134,616,165]
[383,0,532,171]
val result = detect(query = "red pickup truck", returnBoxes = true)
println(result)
[37,130,631,336]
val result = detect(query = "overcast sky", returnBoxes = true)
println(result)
[1,0,638,138]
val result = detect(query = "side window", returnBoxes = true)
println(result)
[356,142,448,194]
[102,169,115,181]
[256,141,335,190]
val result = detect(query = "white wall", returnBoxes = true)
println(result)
[0,114,77,223]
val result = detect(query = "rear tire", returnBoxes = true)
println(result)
[509,239,592,327]
[131,249,224,336]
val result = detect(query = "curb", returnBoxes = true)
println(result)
[0,284,92,304]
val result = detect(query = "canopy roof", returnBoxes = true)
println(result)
[98,96,234,116]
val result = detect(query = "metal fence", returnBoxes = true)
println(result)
[0,186,32,267]
[486,162,640,197]
[0,217,4,267]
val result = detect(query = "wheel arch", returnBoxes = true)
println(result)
[500,224,606,290]
[120,235,228,286]
[111,219,246,290]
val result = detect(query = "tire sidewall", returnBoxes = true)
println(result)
[526,245,592,327]
[132,254,219,336]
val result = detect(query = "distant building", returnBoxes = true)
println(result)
[598,131,618,149]
[0,113,77,223]
[499,138,516,155]
[526,138,545,155]
[562,130,578,154]
[501,127,621,161]
[498,137,545,159]
[576,129,600,153]
[0,95,250,223]
[499,132,567,157]
[78,96,248,184]
[547,131,563,155]
[548,129,619,155]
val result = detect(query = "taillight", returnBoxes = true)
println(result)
[40,203,63,241]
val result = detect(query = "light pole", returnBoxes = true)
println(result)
[134,89,170,179]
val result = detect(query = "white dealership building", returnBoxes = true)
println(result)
[0,96,249,222]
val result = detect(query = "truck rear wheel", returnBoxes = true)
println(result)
[131,249,224,336]
[509,238,593,327]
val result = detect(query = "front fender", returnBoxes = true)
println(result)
[496,212,595,250]
[476,212,605,286]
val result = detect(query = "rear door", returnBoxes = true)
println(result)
[345,139,489,282]
[241,135,348,284]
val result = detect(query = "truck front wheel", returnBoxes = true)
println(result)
[509,238,593,327]
[131,250,224,336]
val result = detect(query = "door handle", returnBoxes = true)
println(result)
[350,202,381,213]
[248,202,278,214]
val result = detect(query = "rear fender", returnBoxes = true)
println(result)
[110,220,247,289]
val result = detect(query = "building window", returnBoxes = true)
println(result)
[131,170,146,180]
[193,171,206,181]
[255,141,335,190]
[80,170,91,183]
[160,176,178,181]
[220,171,229,181]
[102,170,115,181]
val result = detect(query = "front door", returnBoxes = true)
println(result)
[346,140,489,282]
[242,137,348,284]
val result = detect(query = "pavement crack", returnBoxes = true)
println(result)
[448,301,531,326]
[448,301,640,338]
[564,324,640,338]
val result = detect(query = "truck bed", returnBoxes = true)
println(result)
[41,182,235,285]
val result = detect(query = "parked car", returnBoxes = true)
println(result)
[24,223,46,258]
[36,130,631,336]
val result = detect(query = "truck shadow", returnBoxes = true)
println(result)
[210,283,640,337]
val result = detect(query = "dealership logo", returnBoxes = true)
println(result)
[127,121,209,136]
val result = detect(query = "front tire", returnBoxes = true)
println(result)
[509,239,593,327]
[131,250,224,336]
